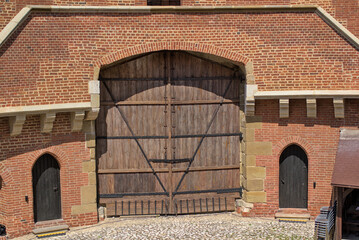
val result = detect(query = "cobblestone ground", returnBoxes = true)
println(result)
[19,213,315,240]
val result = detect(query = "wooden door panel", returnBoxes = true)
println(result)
[279,145,308,208]
[32,154,61,222]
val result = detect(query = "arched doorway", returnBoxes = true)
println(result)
[279,144,308,208]
[32,154,61,222]
[97,50,244,215]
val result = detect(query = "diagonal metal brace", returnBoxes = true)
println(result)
[173,77,235,194]
[102,81,168,195]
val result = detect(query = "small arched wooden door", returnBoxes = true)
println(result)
[279,145,308,208]
[32,154,61,222]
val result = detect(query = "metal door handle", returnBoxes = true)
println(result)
[53,187,58,192]
[281,179,285,184]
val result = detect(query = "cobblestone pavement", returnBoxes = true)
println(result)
[20,213,315,240]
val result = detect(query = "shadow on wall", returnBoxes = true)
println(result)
[255,99,359,128]
[0,113,85,161]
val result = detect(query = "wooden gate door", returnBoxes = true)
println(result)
[32,154,62,222]
[97,51,242,216]
[279,145,308,208]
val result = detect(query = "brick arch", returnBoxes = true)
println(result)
[97,42,251,67]
[274,136,314,162]
[27,146,70,170]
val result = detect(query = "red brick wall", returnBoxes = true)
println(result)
[1,1,358,37]
[0,12,358,108]
[0,114,97,238]
[247,99,359,218]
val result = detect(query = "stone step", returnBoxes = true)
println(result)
[33,224,69,238]
[275,211,311,222]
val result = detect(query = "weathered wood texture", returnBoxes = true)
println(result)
[32,154,62,222]
[279,144,308,208]
[97,51,242,215]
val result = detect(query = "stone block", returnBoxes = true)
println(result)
[90,148,96,159]
[279,99,289,118]
[70,111,85,132]
[88,172,97,185]
[86,133,96,148]
[81,185,97,204]
[245,166,266,179]
[246,142,272,155]
[246,116,262,129]
[83,160,96,173]
[93,67,100,80]
[245,128,255,142]
[245,61,254,75]
[89,80,100,94]
[71,203,97,215]
[85,108,100,121]
[244,191,266,203]
[246,74,255,84]
[91,94,100,108]
[245,155,257,166]
[236,199,254,209]
[245,179,264,191]
[82,120,95,134]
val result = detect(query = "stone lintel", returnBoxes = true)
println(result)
[306,98,317,118]
[333,98,344,118]
[71,111,85,132]
[279,99,289,118]
[40,112,56,133]
[9,114,26,136]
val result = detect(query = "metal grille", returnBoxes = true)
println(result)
[314,204,336,240]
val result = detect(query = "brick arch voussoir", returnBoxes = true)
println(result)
[27,145,70,170]
[96,42,251,68]
[274,136,314,161]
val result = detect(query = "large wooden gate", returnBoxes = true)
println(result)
[97,51,243,216]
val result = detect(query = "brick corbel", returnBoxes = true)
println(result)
[9,114,26,136]
[306,98,317,118]
[70,111,85,132]
[333,98,344,118]
[279,99,289,118]
[40,112,56,133]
